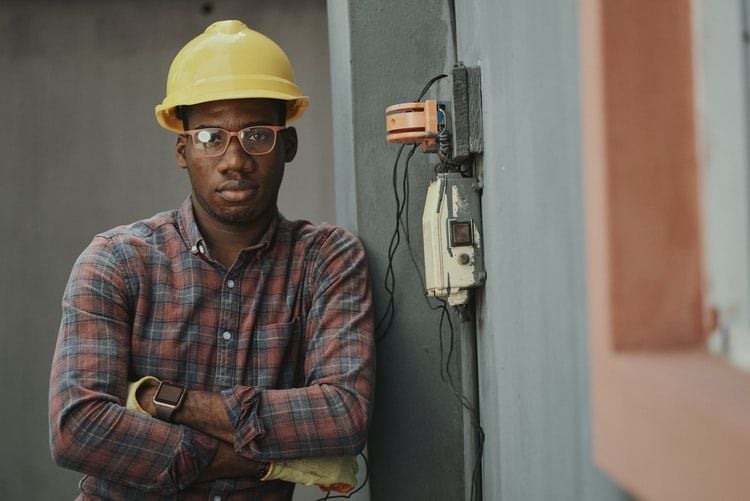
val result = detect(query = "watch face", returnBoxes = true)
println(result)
[156,383,184,406]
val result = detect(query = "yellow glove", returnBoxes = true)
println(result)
[126,376,161,414]
[262,456,359,493]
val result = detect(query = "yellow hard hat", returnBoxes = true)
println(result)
[155,20,309,132]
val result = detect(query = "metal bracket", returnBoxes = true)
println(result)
[451,63,484,162]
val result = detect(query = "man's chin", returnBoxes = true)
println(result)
[213,207,258,225]
[193,194,274,227]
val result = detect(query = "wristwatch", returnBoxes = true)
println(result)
[153,381,186,422]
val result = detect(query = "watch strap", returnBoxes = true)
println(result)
[155,401,177,422]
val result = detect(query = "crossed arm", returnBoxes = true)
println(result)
[135,384,261,480]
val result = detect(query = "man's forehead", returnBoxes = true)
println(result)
[188,98,284,123]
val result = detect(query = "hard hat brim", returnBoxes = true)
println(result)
[155,95,309,132]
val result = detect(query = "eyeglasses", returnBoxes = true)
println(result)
[183,125,286,157]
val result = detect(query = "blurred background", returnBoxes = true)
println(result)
[0,1,337,499]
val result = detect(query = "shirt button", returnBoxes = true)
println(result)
[222,331,232,340]
[227,279,235,289]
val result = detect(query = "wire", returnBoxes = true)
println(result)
[374,73,447,342]
[390,154,486,501]
[416,74,447,101]
[373,72,484,500]
[374,144,417,342]
[373,143,405,341]
[396,251,485,500]
[434,298,485,501]
[447,0,458,64]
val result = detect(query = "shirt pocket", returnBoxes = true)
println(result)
[240,317,303,389]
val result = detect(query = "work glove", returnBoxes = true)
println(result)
[126,376,160,414]
[261,456,358,493]
[126,378,359,493]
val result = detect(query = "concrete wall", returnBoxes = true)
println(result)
[0,1,333,499]
[330,0,630,499]
[328,1,471,499]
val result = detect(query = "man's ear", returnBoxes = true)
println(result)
[281,127,298,163]
[176,134,188,169]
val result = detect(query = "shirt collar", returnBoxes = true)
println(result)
[178,196,203,252]
[177,195,281,257]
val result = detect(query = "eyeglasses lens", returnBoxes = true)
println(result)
[240,127,276,155]
[194,129,225,156]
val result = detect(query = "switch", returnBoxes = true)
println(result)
[450,220,473,246]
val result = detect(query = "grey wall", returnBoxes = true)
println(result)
[0,1,334,499]
[328,1,471,500]
[330,0,630,499]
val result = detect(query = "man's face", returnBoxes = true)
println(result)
[176,98,297,227]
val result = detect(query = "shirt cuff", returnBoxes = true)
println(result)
[155,426,219,494]
[221,386,265,455]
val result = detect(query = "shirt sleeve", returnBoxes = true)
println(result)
[48,235,218,494]
[221,227,375,460]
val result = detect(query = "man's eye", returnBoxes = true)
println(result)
[247,130,272,142]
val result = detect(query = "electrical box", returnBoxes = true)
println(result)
[384,64,486,309]
[422,172,486,306]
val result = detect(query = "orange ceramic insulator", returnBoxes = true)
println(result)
[385,100,439,152]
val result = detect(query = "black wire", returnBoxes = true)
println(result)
[473,427,485,501]
[374,73,484,500]
[375,74,447,342]
[394,169,483,499]
[434,298,484,501]
[397,143,421,254]
[402,145,412,245]
[447,0,458,64]
[417,74,447,101]
[374,145,416,341]
[393,163,485,500]
[373,144,405,340]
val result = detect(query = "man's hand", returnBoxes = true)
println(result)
[196,441,268,482]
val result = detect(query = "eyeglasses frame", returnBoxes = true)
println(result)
[182,125,287,157]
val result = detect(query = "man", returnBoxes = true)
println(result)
[49,20,374,500]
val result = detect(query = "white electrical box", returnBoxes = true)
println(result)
[422,173,486,306]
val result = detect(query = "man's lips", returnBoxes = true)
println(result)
[217,179,258,203]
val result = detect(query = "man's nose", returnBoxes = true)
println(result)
[218,136,254,173]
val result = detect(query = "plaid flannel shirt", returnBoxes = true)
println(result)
[49,197,375,500]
